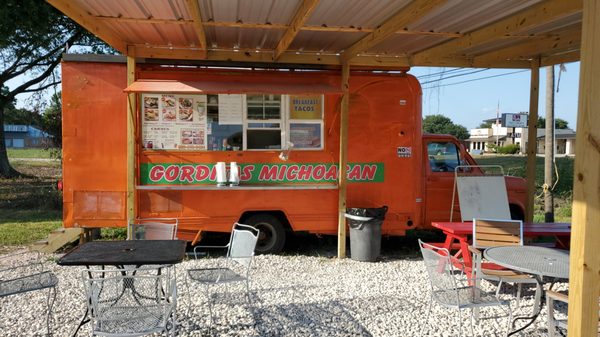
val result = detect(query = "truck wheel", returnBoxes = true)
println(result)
[245,214,286,254]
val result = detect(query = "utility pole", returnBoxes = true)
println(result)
[544,66,555,222]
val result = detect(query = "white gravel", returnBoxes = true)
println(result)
[0,249,567,337]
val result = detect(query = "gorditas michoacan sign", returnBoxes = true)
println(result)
[140,163,384,184]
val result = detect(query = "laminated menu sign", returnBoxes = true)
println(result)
[142,94,207,150]
[290,95,322,120]
[217,94,243,125]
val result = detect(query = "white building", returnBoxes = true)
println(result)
[468,122,527,154]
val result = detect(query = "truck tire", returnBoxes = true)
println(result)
[245,214,286,254]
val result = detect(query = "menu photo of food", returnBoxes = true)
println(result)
[180,129,205,147]
[161,108,176,121]
[178,98,194,122]
[143,96,159,121]
[162,95,176,108]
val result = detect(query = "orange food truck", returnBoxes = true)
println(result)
[61,55,527,253]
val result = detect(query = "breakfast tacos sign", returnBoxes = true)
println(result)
[141,94,207,150]
[140,162,384,184]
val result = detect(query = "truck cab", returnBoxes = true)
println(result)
[422,134,527,227]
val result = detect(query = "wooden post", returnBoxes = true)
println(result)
[525,59,540,223]
[544,65,555,222]
[126,47,137,235]
[568,0,600,335]
[337,62,350,259]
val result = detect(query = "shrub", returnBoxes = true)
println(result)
[496,144,520,154]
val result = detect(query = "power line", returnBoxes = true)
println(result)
[421,69,529,90]
[420,68,490,85]
[416,67,469,79]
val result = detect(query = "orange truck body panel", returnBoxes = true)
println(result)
[61,60,526,241]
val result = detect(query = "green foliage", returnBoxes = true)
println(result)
[42,92,62,147]
[422,114,470,140]
[0,209,61,245]
[478,121,493,128]
[7,148,54,159]
[495,144,520,154]
[536,117,570,129]
[101,228,128,241]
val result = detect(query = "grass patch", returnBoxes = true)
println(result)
[0,209,62,245]
[101,227,128,240]
[7,148,59,159]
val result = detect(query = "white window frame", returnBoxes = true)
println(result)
[243,94,286,151]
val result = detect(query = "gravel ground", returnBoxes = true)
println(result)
[0,244,568,337]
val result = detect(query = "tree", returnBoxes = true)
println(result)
[536,117,570,129]
[0,0,112,177]
[423,114,470,140]
[478,121,493,128]
[42,92,62,148]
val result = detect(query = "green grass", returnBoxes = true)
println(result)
[7,148,59,159]
[0,209,62,245]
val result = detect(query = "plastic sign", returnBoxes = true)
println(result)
[397,147,412,158]
[140,162,384,184]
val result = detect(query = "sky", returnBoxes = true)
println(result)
[408,62,581,130]
[8,61,581,131]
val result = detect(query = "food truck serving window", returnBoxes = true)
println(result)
[140,93,323,151]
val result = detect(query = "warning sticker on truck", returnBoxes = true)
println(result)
[397,147,412,158]
[140,162,384,185]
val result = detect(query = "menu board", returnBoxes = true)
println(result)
[141,94,207,150]
[290,123,322,148]
[218,94,244,125]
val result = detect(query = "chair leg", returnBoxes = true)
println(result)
[419,297,432,337]
[516,283,522,308]
[455,308,463,337]
[184,275,193,329]
[46,286,57,336]
[469,309,475,337]
[547,295,556,337]
[206,284,214,327]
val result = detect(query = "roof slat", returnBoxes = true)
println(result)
[274,0,320,60]
[185,0,207,58]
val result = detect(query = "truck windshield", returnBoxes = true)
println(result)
[428,142,460,172]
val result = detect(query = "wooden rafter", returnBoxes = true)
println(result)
[541,50,580,66]
[184,0,207,58]
[47,0,127,53]
[412,0,582,64]
[341,0,447,62]
[474,29,581,64]
[273,0,320,60]
[95,15,462,37]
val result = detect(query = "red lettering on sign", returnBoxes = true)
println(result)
[209,166,217,180]
[286,165,299,180]
[361,164,377,181]
[195,165,210,181]
[164,165,179,182]
[325,165,338,180]
[149,166,165,182]
[259,165,278,181]
[312,164,326,180]
[241,165,254,181]
[179,165,194,183]
[297,165,311,180]
[347,165,361,180]
[277,165,286,181]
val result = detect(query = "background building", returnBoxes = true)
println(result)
[3,124,52,148]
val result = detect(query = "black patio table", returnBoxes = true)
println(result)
[58,240,187,336]
[58,240,187,266]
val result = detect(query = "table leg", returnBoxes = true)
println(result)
[507,276,545,336]
[70,307,89,337]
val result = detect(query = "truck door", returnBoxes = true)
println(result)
[423,140,462,226]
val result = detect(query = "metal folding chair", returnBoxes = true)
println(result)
[81,265,177,336]
[419,240,512,337]
[0,250,58,336]
[128,218,178,240]
[185,223,259,327]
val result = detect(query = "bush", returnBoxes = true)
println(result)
[496,144,520,154]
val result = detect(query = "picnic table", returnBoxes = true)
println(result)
[430,221,571,275]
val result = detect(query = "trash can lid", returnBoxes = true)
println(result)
[344,213,373,221]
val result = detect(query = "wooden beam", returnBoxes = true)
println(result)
[412,0,583,64]
[525,59,540,223]
[96,15,193,25]
[568,0,600,335]
[274,0,320,60]
[47,0,127,53]
[337,61,350,259]
[473,30,581,64]
[126,46,137,236]
[185,0,207,58]
[342,0,446,62]
[541,50,580,66]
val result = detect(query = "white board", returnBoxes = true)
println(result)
[456,175,511,221]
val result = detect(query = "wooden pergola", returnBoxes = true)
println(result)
[48,0,598,335]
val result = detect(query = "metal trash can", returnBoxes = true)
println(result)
[345,206,388,262]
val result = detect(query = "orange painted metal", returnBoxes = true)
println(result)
[61,61,527,242]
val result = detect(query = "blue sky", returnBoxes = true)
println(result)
[408,62,581,130]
